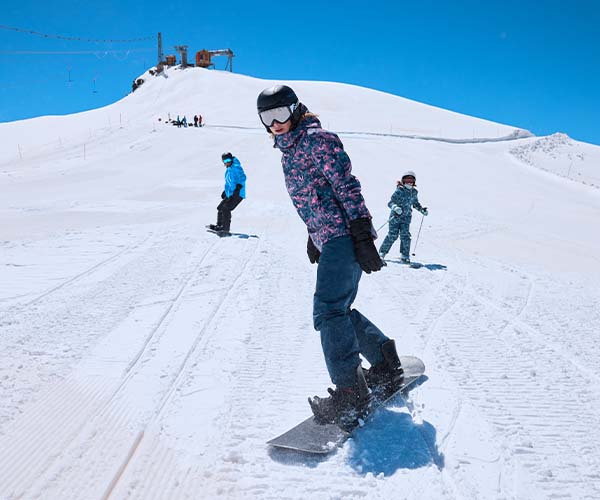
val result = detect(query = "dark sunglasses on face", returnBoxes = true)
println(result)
[259,103,298,128]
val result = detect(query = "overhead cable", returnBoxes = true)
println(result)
[0,24,155,43]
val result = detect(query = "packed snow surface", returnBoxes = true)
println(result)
[1,67,600,499]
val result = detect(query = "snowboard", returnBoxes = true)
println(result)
[267,356,425,454]
[206,227,259,239]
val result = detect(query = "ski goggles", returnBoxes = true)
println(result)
[258,103,298,128]
[223,157,233,165]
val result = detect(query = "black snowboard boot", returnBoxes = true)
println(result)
[209,224,230,236]
[365,339,404,399]
[308,365,372,430]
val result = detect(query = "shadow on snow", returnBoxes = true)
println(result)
[347,407,444,475]
[267,377,443,475]
[206,229,259,239]
[386,259,447,271]
[422,263,447,271]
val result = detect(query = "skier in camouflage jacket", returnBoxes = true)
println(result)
[379,171,428,262]
[257,85,404,426]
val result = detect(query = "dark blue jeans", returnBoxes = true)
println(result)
[313,236,389,388]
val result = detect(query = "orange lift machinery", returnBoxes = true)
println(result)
[196,49,235,72]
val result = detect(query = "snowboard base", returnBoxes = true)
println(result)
[268,356,425,454]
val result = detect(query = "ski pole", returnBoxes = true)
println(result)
[411,214,425,256]
[376,216,394,232]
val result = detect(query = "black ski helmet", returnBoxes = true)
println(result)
[257,85,307,132]
[257,85,298,113]
[222,152,233,163]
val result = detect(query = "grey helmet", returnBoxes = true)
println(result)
[400,171,416,188]
[401,171,416,182]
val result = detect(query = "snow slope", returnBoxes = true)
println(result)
[1,67,600,500]
[510,132,600,189]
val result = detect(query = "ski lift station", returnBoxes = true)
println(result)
[157,34,234,72]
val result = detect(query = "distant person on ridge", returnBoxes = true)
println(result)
[208,152,246,235]
[378,171,428,263]
[256,84,404,429]
[193,115,199,127]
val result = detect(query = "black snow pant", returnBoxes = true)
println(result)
[217,193,243,231]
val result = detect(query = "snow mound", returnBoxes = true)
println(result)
[510,132,600,188]
[0,66,532,165]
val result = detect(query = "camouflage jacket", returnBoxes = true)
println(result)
[387,185,425,222]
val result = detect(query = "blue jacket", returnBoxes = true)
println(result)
[388,185,424,222]
[224,157,246,198]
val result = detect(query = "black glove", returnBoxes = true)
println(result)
[349,218,384,274]
[421,207,428,216]
[233,184,242,196]
[221,191,226,199]
[307,236,320,264]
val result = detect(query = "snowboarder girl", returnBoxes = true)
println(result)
[256,84,405,427]
[378,171,428,263]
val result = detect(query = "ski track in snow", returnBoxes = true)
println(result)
[416,242,600,499]
[3,202,600,499]
[0,219,453,500]
[363,229,600,499]
[0,218,269,498]
[0,222,208,492]
[2,69,600,499]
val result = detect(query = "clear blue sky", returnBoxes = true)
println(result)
[1,0,599,144]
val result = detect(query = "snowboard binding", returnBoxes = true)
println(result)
[308,365,372,431]
[365,339,405,400]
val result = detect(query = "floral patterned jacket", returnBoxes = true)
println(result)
[274,115,372,250]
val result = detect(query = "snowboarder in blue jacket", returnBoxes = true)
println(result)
[379,171,428,263]
[209,152,246,234]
